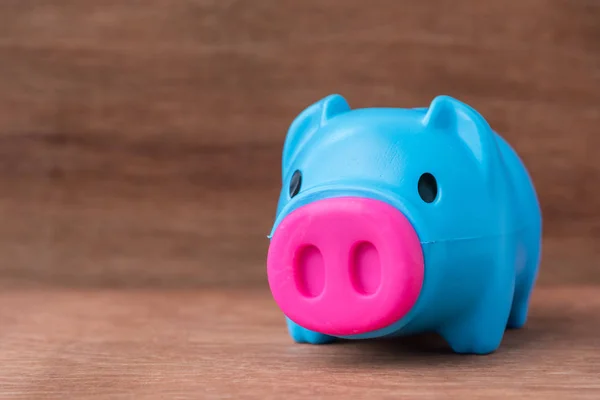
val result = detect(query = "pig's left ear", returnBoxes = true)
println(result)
[282,94,351,176]
[422,95,498,174]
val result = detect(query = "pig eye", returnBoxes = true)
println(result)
[418,173,438,203]
[289,170,302,198]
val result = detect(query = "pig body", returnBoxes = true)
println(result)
[266,94,542,355]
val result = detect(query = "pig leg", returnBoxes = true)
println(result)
[438,263,515,355]
[507,299,529,329]
[507,273,535,329]
[286,317,336,344]
[508,240,541,329]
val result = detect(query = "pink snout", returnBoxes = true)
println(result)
[267,197,424,336]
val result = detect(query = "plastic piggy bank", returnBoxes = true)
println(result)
[266,94,542,355]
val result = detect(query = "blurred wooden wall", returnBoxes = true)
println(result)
[0,0,598,288]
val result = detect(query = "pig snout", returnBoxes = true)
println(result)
[267,197,424,336]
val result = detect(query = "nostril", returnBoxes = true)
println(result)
[294,245,325,298]
[349,241,382,296]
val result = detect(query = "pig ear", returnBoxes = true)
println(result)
[422,95,497,173]
[282,94,351,175]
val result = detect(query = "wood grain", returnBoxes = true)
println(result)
[0,286,599,399]
[0,0,599,287]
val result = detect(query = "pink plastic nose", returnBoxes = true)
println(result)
[267,197,424,336]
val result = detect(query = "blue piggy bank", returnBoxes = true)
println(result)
[266,94,542,355]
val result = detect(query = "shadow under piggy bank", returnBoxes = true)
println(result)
[319,314,569,369]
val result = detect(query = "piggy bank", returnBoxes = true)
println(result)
[266,94,542,355]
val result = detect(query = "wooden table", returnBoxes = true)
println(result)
[1,285,598,399]
[0,1,599,399]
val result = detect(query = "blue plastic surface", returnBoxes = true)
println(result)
[267,94,542,355]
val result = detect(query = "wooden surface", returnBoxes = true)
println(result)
[0,285,598,399]
[1,2,599,397]
[0,0,599,287]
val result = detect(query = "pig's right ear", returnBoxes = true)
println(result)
[282,94,350,175]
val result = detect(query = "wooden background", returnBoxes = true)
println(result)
[1,2,600,398]
[0,0,599,288]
